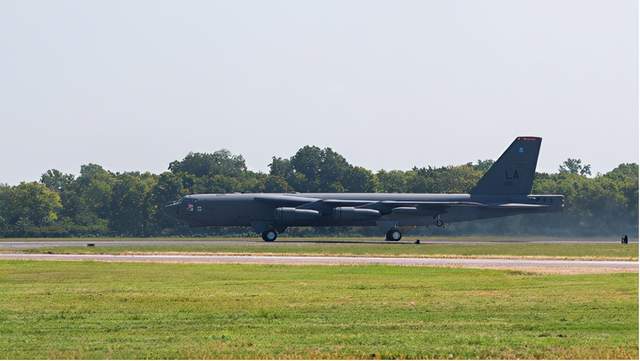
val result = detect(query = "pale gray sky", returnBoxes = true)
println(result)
[0,0,637,185]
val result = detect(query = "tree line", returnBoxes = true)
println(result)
[0,146,637,237]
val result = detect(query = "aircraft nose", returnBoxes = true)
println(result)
[164,200,181,217]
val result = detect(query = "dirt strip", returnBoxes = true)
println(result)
[0,253,636,274]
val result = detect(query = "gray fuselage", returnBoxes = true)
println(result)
[171,192,564,229]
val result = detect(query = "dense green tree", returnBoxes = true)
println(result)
[0,184,11,230]
[169,150,247,177]
[286,146,353,192]
[269,157,293,179]
[319,149,351,190]
[559,158,592,176]
[407,164,482,193]
[344,166,377,192]
[0,147,637,237]
[192,175,239,194]
[289,146,324,192]
[473,159,495,173]
[237,172,269,193]
[264,175,291,193]
[2,182,62,229]
[109,173,156,235]
[604,164,638,228]
[40,169,78,223]
[149,172,187,230]
[376,170,409,193]
[41,169,75,193]
[75,164,115,221]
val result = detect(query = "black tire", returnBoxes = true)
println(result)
[385,229,402,242]
[261,229,278,242]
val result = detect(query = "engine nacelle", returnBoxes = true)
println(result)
[332,207,381,221]
[274,207,321,222]
[392,206,418,214]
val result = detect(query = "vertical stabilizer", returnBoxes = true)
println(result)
[471,137,541,195]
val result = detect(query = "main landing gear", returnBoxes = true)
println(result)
[385,228,402,242]
[260,226,287,242]
[261,229,278,242]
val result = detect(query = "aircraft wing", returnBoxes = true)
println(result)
[370,201,552,209]
[255,195,550,216]
[254,194,320,206]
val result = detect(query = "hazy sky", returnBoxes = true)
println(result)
[1,0,637,185]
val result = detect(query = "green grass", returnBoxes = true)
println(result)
[0,261,637,359]
[15,241,639,260]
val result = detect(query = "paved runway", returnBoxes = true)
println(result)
[0,237,635,249]
[0,253,636,273]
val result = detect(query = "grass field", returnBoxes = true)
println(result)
[0,260,637,359]
[13,241,639,260]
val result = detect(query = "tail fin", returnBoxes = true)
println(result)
[471,137,541,195]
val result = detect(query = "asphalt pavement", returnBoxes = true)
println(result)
[0,253,636,274]
[0,237,635,249]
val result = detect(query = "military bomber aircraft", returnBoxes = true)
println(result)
[166,137,564,241]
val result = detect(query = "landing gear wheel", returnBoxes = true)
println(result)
[385,229,402,242]
[261,229,278,242]
[435,219,445,227]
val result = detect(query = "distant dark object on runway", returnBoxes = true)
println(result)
[621,235,629,244]
[87,243,95,247]
[166,137,564,242]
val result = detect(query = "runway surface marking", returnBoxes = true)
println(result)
[0,253,636,274]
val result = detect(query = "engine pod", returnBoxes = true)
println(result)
[274,207,321,222]
[332,207,381,221]
[392,206,418,214]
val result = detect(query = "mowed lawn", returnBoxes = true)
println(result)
[18,241,639,260]
[0,261,637,359]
